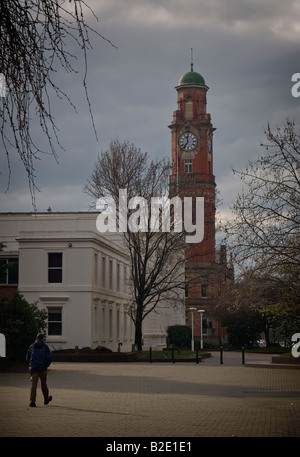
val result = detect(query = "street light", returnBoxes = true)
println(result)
[198,310,205,350]
[188,307,196,351]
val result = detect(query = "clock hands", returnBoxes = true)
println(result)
[183,135,189,148]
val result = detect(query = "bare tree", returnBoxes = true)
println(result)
[224,119,300,276]
[0,0,115,207]
[223,119,300,323]
[84,139,186,350]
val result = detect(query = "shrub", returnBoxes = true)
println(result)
[167,325,192,348]
[0,292,47,359]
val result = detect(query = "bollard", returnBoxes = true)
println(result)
[220,345,223,364]
[196,349,199,364]
[171,348,175,363]
[242,346,245,365]
[149,346,152,363]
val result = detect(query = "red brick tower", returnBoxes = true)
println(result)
[169,64,216,263]
[169,65,230,347]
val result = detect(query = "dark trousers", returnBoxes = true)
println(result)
[30,370,49,403]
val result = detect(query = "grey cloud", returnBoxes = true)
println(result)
[1,0,300,215]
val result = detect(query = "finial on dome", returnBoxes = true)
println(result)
[191,48,194,72]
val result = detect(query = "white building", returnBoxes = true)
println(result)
[0,212,185,352]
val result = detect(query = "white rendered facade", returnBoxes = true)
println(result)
[0,212,184,352]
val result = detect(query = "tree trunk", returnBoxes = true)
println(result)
[135,302,143,351]
[263,326,271,347]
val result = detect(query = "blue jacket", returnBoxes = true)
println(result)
[26,339,52,373]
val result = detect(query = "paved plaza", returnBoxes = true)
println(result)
[0,352,300,438]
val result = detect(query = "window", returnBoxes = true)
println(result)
[124,312,127,340]
[123,265,128,293]
[109,308,113,339]
[48,253,62,283]
[184,159,192,173]
[117,263,120,291]
[94,252,98,284]
[101,306,106,339]
[0,258,19,284]
[117,308,120,339]
[94,305,98,339]
[102,256,106,287]
[47,307,62,336]
[109,259,113,289]
[185,283,189,297]
[201,284,207,298]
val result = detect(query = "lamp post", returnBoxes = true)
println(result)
[188,307,196,351]
[198,310,205,350]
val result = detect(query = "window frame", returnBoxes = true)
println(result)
[201,284,208,298]
[184,159,193,173]
[47,306,63,336]
[0,257,19,285]
[48,252,63,284]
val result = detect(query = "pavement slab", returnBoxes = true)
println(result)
[0,352,300,438]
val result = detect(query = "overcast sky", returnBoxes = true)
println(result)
[1,0,300,221]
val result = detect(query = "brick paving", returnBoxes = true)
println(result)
[0,352,300,437]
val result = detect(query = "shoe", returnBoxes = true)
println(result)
[44,395,52,405]
[29,402,36,407]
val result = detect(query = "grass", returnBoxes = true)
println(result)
[136,346,290,360]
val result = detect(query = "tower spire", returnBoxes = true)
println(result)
[191,48,193,72]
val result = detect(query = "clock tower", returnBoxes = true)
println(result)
[169,65,231,346]
[169,64,216,263]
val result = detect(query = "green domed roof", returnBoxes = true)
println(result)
[178,70,206,87]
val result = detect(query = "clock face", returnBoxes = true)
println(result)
[178,132,198,151]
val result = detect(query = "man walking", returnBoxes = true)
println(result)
[26,333,52,407]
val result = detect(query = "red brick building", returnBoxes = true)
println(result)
[169,65,233,347]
